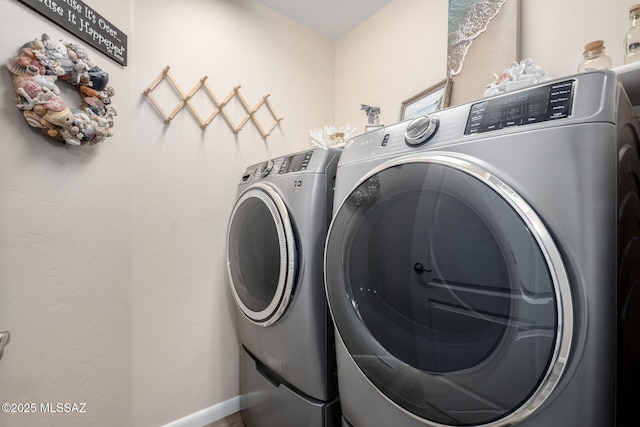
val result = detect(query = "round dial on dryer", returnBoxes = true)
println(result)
[405,114,439,147]
[256,160,274,177]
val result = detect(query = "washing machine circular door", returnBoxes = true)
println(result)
[325,154,573,426]
[227,183,297,326]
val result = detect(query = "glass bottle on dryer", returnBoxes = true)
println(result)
[625,4,640,64]
[578,40,612,72]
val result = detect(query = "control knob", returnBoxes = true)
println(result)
[256,160,274,177]
[405,114,439,147]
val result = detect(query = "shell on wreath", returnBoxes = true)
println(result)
[105,105,117,123]
[21,38,44,52]
[67,44,94,68]
[23,110,54,129]
[19,80,43,99]
[32,74,60,94]
[33,105,46,116]
[32,49,65,77]
[6,60,26,76]
[87,109,109,129]
[44,94,66,112]
[67,46,92,71]
[7,60,37,77]
[32,35,66,77]
[20,47,36,59]
[90,128,108,145]
[12,65,62,111]
[80,124,97,142]
[58,128,81,146]
[12,67,39,92]
[16,54,31,66]
[67,60,90,85]
[70,110,94,139]
[41,35,66,61]
[80,74,92,86]
[71,109,91,125]
[79,84,100,98]
[22,111,77,144]
[66,47,78,63]
[102,86,115,98]
[88,66,109,91]
[6,56,31,75]
[43,107,74,130]
[84,96,106,116]
[18,49,46,75]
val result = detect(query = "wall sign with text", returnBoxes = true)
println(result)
[18,0,127,66]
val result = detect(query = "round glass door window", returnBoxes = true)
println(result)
[227,184,296,326]
[325,156,572,426]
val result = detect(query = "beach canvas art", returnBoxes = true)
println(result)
[447,0,520,106]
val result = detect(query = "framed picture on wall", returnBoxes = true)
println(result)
[400,79,452,121]
[447,0,520,106]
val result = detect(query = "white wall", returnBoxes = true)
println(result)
[0,1,133,426]
[131,0,334,426]
[0,0,633,426]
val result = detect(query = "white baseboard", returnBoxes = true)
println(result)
[161,396,241,427]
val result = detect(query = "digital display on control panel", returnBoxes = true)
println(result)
[279,151,313,174]
[465,80,575,135]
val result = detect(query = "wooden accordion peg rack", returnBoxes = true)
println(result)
[143,66,283,138]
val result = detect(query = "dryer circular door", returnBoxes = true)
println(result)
[325,154,573,426]
[227,183,297,326]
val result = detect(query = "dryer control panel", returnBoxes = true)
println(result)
[465,79,575,135]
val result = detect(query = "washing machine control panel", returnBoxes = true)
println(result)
[465,79,575,135]
[241,150,319,182]
[278,150,313,174]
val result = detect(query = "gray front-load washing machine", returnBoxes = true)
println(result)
[324,70,640,426]
[227,147,341,426]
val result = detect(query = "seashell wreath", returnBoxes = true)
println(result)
[6,33,116,146]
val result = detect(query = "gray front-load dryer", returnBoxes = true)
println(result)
[324,70,640,426]
[227,148,341,427]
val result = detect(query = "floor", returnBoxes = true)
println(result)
[204,412,245,427]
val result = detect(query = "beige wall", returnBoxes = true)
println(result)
[0,0,333,426]
[0,0,133,426]
[335,0,631,131]
[0,0,634,426]
[520,0,629,77]
[336,0,449,131]
[130,0,334,426]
